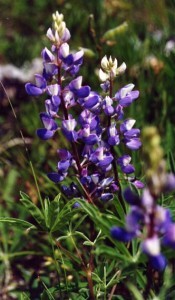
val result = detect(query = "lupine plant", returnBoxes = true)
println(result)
[3,10,175,300]
[25,12,143,207]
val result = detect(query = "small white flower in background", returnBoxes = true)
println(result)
[99,55,126,81]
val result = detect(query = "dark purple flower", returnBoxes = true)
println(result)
[47,172,66,183]
[107,124,120,146]
[126,207,143,233]
[123,187,140,205]
[149,254,167,271]
[100,193,114,202]
[163,223,175,248]
[111,226,135,242]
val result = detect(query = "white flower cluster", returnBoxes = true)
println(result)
[99,55,126,81]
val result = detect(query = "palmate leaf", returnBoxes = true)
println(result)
[20,191,47,230]
[0,217,36,230]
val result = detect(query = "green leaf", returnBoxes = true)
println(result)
[20,292,31,300]
[126,282,144,300]
[47,194,61,229]
[168,151,175,174]
[95,245,132,263]
[20,191,47,230]
[78,200,131,258]
[0,217,36,230]
[50,198,79,232]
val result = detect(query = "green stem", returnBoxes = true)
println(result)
[71,234,95,299]
[30,161,44,213]
[49,232,63,297]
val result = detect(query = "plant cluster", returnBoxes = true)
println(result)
[1,9,175,300]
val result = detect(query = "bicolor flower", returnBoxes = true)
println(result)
[62,117,78,142]
[69,76,90,98]
[37,112,58,140]
[115,84,139,107]
[25,74,47,96]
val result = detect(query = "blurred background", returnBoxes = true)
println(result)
[0,0,175,298]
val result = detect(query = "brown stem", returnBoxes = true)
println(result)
[108,284,117,300]
[86,268,95,299]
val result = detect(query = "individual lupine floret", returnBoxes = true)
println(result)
[99,56,126,81]
[90,146,113,172]
[69,76,90,98]
[25,74,47,96]
[120,119,141,150]
[115,83,139,107]
[59,43,84,75]
[48,149,72,183]
[102,96,115,116]
[117,155,135,174]
[61,116,78,142]
[79,124,99,145]
[37,112,58,140]
[78,109,100,131]
[78,91,101,113]
[107,123,120,146]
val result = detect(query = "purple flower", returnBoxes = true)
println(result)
[78,110,100,131]
[120,119,141,150]
[102,96,114,116]
[123,187,140,205]
[163,223,175,248]
[111,226,136,242]
[41,47,55,62]
[69,76,90,98]
[62,117,78,142]
[115,84,139,107]
[59,43,84,75]
[78,92,101,111]
[79,124,99,145]
[25,74,47,96]
[90,146,113,171]
[47,172,66,183]
[141,237,167,271]
[37,112,58,140]
[117,155,135,174]
[107,124,120,146]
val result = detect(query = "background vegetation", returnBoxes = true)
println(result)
[0,0,175,299]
